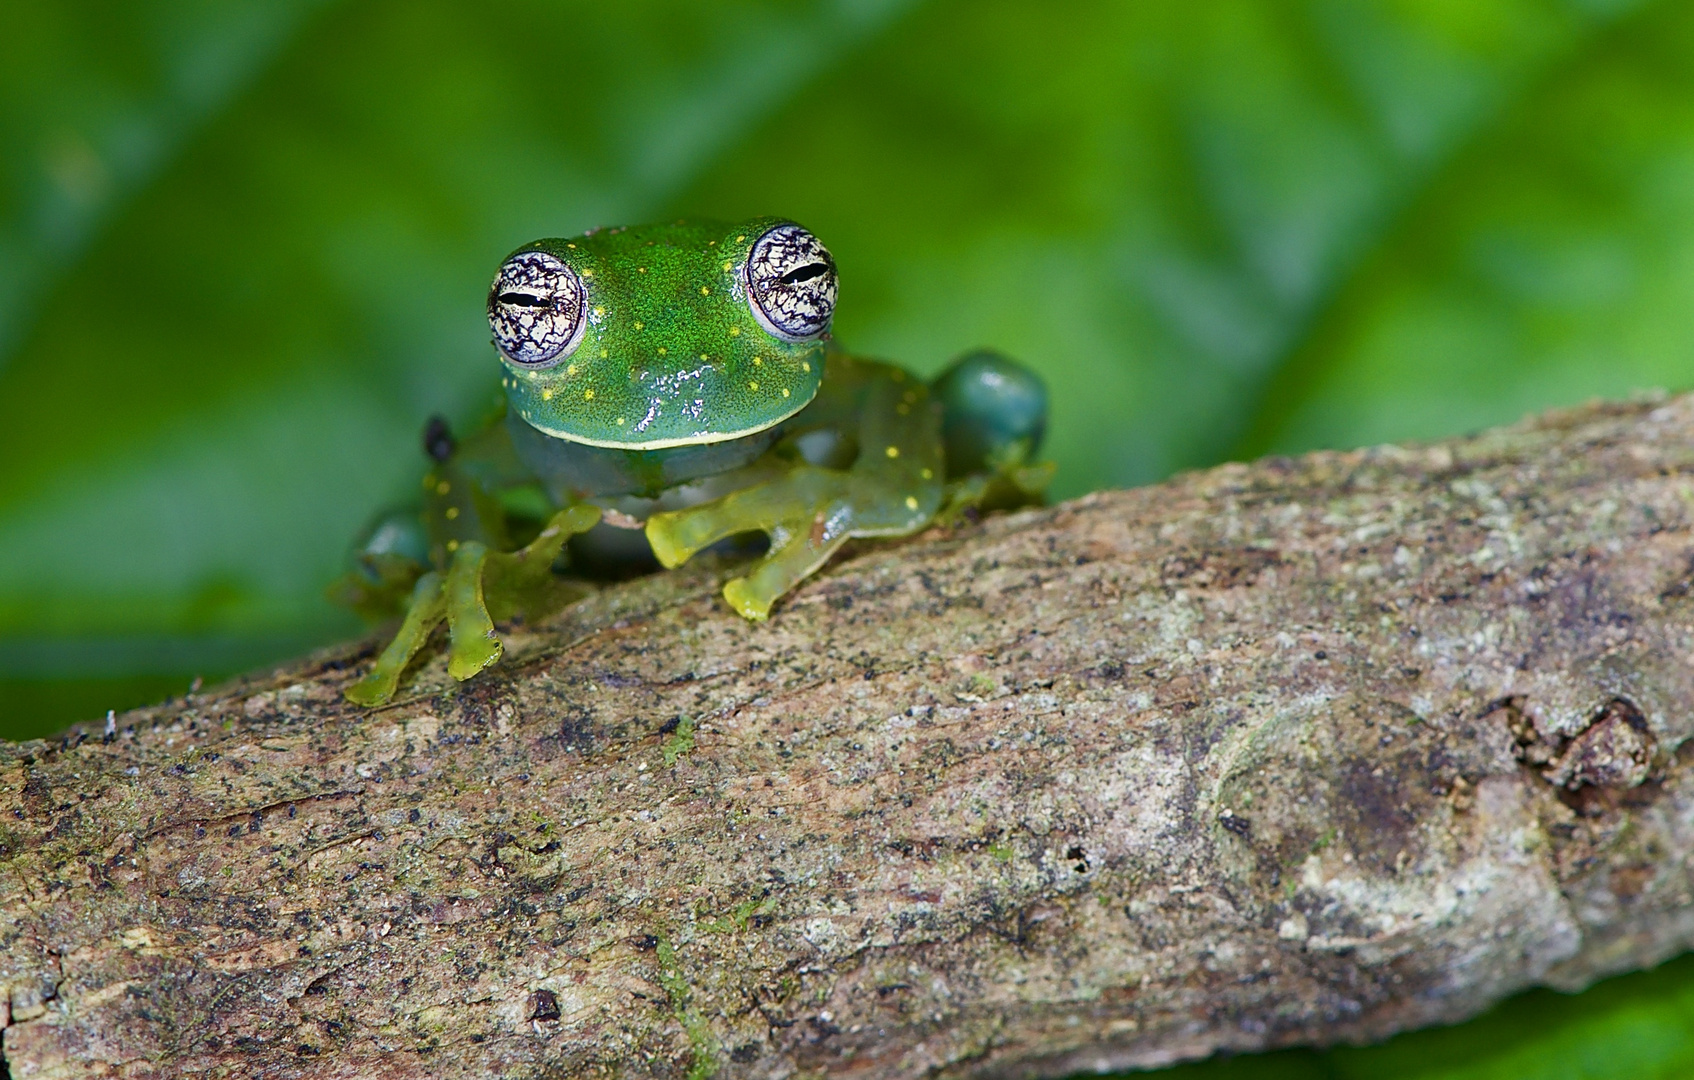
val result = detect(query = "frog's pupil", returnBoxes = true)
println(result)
[499,292,549,307]
[779,262,831,285]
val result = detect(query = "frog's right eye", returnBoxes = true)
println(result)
[488,250,586,367]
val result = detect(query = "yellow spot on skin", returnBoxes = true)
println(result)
[599,348,608,358]
[905,496,919,510]
[885,446,900,459]
[581,268,593,276]
[801,361,811,372]
[616,417,625,425]
[748,381,759,391]
[633,321,643,330]
[736,234,746,242]
[436,480,451,495]
[658,347,668,356]
[700,286,710,296]
[584,389,595,400]
[447,539,459,552]
[566,242,576,249]
[541,388,553,401]
[700,354,710,361]
[903,389,918,403]
[751,355,761,365]
[637,267,647,273]
[567,363,578,376]
[445,506,460,520]
[592,306,604,318]
[781,387,790,398]
[729,326,741,336]
[921,468,934,479]
[722,261,732,272]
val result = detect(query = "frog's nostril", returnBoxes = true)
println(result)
[778,262,831,286]
[499,292,550,307]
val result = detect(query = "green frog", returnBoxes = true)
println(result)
[339,218,1049,706]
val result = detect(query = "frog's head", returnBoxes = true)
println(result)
[487,218,836,449]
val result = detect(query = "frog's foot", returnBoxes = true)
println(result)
[345,504,600,706]
[648,462,941,621]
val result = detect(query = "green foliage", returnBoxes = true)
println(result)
[4,4,1694,1071]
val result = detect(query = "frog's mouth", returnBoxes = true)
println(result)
[516,406,810,451]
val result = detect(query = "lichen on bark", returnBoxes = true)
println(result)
[6,394,1694,1078]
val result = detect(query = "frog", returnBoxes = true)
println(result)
[338,218,1050,706]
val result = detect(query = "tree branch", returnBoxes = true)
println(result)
[7,394,1694,1079]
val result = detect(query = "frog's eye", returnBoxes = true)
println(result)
[488,250,586,367]
[744,223,837,341]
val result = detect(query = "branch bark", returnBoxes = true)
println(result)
[8,394,1694,1079]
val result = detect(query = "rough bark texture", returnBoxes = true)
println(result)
[8,395,1694,1080]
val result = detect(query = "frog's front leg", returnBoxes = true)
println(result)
[440,501,601,679]
[344,444,601,706]
[646,364,944,619]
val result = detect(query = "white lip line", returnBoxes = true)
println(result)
[518,391,815,451]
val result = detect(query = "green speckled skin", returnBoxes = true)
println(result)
[341,218,1050,706]
[503,219,825,449]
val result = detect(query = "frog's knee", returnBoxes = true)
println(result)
[930,349,1047,476]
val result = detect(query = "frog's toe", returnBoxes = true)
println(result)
[345,571,447,706]
[444,541,503,681]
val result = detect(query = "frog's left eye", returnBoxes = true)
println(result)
[488,250,586,367]
[744,223,837,341]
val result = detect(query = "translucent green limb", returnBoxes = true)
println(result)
[646,468,843,569]
[346,504,600,705]
[722,509,852,620]
[445,541,499,679]
[446,504,603,681]
[842,366,945,534]
[344,572,446,706]
[645,359,947,620]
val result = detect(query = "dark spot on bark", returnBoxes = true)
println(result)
[628,934,658,951]
[528,989,561,1021]
[1220,814,1252,840]
[1066,845,1090,872]
[731,1042,762,1063]
[408,809,421,823]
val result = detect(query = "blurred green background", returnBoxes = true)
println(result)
[5,0,1694,1075]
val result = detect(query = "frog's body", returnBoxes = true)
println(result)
[341,219,1049,706]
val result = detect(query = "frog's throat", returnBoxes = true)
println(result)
[513,392,811,451]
